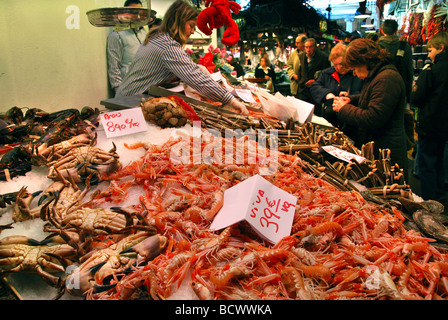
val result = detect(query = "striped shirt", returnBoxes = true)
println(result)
[115,32,234,104]
[107,28,147,91]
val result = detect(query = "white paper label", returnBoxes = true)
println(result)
[235,89,256,103]
[100,107,148,138]
[321,145,366,163]
[210,175,296,244]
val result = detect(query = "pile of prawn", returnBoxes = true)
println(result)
[88,132,448,300]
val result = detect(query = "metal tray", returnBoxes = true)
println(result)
[86,7,154,28]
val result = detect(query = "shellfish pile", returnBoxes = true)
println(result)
[141,97,189,128]
[0,101,447,300]
[82,133,448,300]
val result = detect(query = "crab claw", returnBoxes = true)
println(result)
[0,235,43,246]
[120,234,168,262]
[65,261,107,296]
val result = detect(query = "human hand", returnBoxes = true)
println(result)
[305,79,315,87]
[228,97,249,115]
[332,96,350,112]
[325,93,336,100]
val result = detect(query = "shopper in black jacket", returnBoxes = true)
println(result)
[332,38,408,175]
[411,32,448,201]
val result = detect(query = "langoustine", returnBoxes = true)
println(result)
[84,133,448,300]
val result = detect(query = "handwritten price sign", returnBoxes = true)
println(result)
[210,175,297,244]
[249,189,296,235]
[100,107,148,138]
[321,145,366,164]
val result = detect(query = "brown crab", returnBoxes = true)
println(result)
[64,232,168,297]
[31,131,98,166]
[0,235,77,286]
[44,192,156,242]
[47,143,121,184]
[13,168,92,223]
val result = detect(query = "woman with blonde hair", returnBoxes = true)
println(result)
[310,42,362,137]
[116,0,248,114]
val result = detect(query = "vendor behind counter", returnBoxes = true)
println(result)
[115,0,248,115]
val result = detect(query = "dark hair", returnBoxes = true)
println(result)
[345,38,391,70]
[124,0,142,6]
[381,19,398,35]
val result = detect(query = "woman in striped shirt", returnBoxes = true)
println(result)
[115,0,248,115]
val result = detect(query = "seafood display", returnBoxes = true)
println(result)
[0,106,101,181]
[0,97,447,300]
[78,135,447,300]
[141,97,189,128]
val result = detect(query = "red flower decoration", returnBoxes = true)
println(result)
[198,52,216,74]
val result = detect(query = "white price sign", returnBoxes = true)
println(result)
[210,175,297,244]
[321,145,366,164]
[100,107,148,138]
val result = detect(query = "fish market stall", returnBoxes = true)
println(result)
[0,83,447,300]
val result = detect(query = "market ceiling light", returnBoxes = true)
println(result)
[361,17,375,28]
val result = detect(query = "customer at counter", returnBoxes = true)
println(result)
[115,0,248,115]
[332,38,408,175]
[297,38,331,109]
[310,42,363,139]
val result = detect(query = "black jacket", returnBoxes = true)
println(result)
[310,66,363,137]
[254,64,275,79]
[297,50,331,104]
[310,66,363,103]
[379,35,414,102]
[338,61,408,173]
[411,51,448,140]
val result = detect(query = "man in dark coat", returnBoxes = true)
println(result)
[378,19,414,103]
[297,38,330,111]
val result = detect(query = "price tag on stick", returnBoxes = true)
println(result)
[210,175,297,244]
[100,107,148,138]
